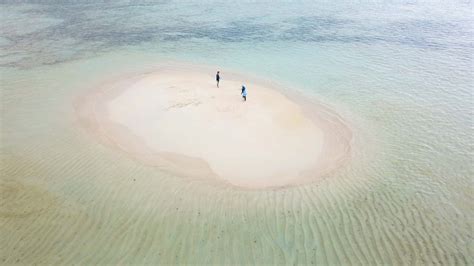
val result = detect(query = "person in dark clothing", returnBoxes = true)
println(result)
[216,71,220,87]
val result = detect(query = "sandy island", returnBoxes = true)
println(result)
[75,64,352,189]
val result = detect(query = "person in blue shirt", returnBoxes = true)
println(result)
[241,85,247,101]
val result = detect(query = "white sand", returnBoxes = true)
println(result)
[76,64,351,189]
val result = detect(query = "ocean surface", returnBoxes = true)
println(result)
[1,1,472,264]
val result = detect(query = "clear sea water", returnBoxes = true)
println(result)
[1,1,472,264]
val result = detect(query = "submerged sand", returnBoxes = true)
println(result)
[76,64,351,189]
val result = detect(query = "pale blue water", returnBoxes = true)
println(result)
[1,1,473,264]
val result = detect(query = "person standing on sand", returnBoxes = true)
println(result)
[216,71,220,87]
[241,85,247,101]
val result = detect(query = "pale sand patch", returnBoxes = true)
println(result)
[75,64,352,189]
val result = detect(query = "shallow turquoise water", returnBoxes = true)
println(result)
[1,1,473,264]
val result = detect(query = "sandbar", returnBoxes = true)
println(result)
[75,64,352,189]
